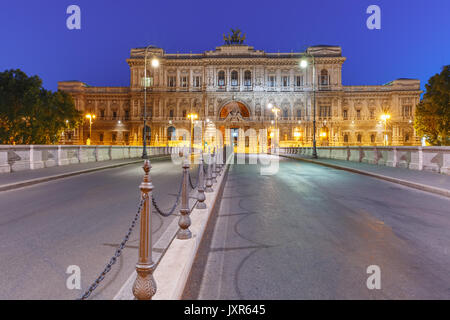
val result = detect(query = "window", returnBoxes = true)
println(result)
[405,133,410,142]
[181,76,188,88]
[169,109,174,118]
[168,76,176,87]
[357,134,362,143]
[124,110,130,120]
[371,134,375,143]
[282,76,289,87]
[99,133,104,142]
[231,71,238,86]
[100,109,105,118]
[369,109,375,119]
[268,76,276,87]
[402,105,412,117]
[296,109,302,118]
[244,71,252,86]
[296,76,303,87]
[124,133,129,145]
[283,109,289,118]
[356,109,361,120]
[344,134,349,143]
[193,76,201,88]
[319,106,331,118]
[320,69,329,86]
[343,109,348,120]
[182,110,187,118]
[113,111,117,119]
[218,71,225,86]
[112,133,117,142]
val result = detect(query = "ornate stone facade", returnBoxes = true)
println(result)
[58,41,421,147]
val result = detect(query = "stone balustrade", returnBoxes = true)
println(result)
[278,146,450,175]
[0,145,175,173]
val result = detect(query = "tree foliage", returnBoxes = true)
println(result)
[0,69,82,144]
[414,65,450,146]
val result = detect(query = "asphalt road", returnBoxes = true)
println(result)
[0,158,196,300]
[184,155,450,300]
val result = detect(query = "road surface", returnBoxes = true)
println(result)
[184,155,450,300]
[0,158,195,300]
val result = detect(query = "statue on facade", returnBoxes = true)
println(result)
[223,29,246,45]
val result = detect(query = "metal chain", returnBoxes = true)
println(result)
[78,195,147,300]
[188,164,201,190]
[151,172,184,217]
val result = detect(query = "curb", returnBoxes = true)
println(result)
[0,155,171,192]
[280,154,450,198]
[113,155,232,300]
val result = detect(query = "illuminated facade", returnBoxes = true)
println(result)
[58,38,421,147]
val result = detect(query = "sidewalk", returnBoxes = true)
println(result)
[0,155,169,192]
[280,154,450,198]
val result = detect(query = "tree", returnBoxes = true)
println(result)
[0,69,82,144]
[414,65,450,146]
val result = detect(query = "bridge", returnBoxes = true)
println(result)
[0,145,449,300]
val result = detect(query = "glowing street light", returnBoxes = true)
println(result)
[187,113,198,152]
[267,104,281,147]
[142,46,160,159]
[300,55,317,158]
[85,113,96,145]
[381,113,391,146]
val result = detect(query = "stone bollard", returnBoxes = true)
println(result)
[205,148,214,193]
[196,152,207,209]
[177,156,192,240]
[211,148,217,183]
[132,160,157,300]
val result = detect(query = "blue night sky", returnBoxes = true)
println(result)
[0,0,448,92]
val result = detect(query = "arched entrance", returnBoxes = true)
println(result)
[219,101,251,150]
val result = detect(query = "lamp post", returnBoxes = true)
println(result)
[381,113,391,146]
[187,113,198,154]
[267,103,281,148]
[142,46,160,159]
[85,113,96,145]
[301,55,318,158]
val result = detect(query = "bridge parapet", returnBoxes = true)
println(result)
[278,146,450,175]
[0,145,172,173]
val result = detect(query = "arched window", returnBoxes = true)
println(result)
[357,134,362,143]
[244,70,252,86]
[296,109,302,118]
[218,71,225,86]
[169,109,174,118]
[283,109,289,118]
[231,70,239,86]
[320,69,329,86]
[167,126,176,141]
[371,134,376,143]
[344,134,349,143]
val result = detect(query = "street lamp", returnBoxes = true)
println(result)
[142,46,160,159]
[381,113,391,146]
[300,54,318,158]
[267,103,281,147]
[187,113,198,153]
[85,113,96,145]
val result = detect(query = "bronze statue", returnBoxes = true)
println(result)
[223,28,246,45]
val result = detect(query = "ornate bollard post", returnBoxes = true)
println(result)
[205,148,213,193]
[211,148,217,183]
[196,152,207,209]
[132,160,157,300]
[177,156,192,239]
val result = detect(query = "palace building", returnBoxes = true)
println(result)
[58,33,422,148]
